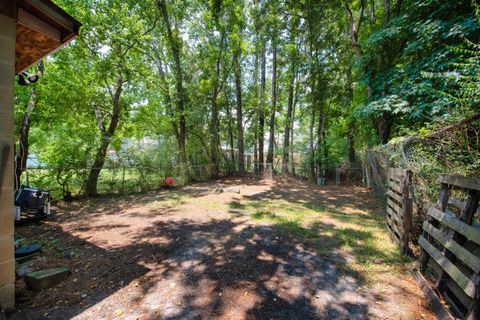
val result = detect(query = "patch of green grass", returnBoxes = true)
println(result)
[242,194,409,284]
[276,220,319,238]
[146,192,194,209]
[168,193,192,205]
[251,210,319,238]
[229,200,245,209]
[251,210,276,219]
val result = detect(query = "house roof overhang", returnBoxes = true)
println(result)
[2,0,81,73]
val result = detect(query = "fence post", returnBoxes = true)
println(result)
[364,160,371,188]
[121,165,126,194]
[402,170,413,255]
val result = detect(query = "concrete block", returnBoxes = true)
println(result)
[0,37,14,64]
[0,284,14,311]
[0,86,14,109]
[0,260,14,287]
[0,215,13,238]
[0,116,13,137]
[0,186,14,210]
[25,267,70,292]
[0,185,14,214]
[0,236,13,264]
[0,62,14,90]
[0,16,15,41]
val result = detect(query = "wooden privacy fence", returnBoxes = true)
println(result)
[386,168,413,254]
[419,175,480,320]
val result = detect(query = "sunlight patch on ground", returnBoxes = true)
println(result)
[238,196,406,284]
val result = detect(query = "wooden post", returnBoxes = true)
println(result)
[121,165,126,194]
[365,161,371,188]
[420,183,450,268]
[402,170,413,255]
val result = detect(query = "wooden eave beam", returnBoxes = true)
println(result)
[17,7,61,42]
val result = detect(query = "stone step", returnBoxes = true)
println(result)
[25,267,70,292]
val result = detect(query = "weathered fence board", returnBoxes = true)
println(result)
[419,236,476,298]
[386,168,413,254]
[422,221,480,273]
[439,175,480,191]
[419,174,480,320]
[427,207,480,245]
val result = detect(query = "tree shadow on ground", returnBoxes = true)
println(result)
[122,217,380,319]
[15,218,374,319]
[13,177,417,319]
[12,226,152,320]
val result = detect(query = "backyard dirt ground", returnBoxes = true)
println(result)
[13,176,436,320]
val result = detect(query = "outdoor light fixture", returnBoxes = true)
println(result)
[17,70,42,86]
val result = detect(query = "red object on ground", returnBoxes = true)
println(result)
[165,177,174,186]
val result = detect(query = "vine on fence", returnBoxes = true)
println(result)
[366,115,480,239]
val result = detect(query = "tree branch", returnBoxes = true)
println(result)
[92,103,106,133]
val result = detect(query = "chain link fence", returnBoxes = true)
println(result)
[21,161,276,200]
[364,115,480,236]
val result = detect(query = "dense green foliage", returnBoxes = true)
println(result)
[14,0,480,196]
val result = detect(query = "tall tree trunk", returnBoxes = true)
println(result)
[369,0,375,20]
[253,129,258,173]
[291,79,298,176]
[266,38,277,165]
[15,62,43,188]
[309,105,316,182]
[153,51,181,145]
[85,134,111,196]
[283,62,296,174]
[344,0,365,60]
[156,0,187,164]
[376,111,393,144]
[210,93,220,177]
[346,65,357,163]
[226,101,235,173]
[234,49,245,175]
[347,135,356,163]
[209,33,226,178]
[384,0,391,25]
[253,40,260,174]
[316,100,325,178]
[307,29,317,182]
[258,38,266,172]
[323,129,328,175]
[16,94,36,189]
[85,76,123,196]
[394,0,403,16]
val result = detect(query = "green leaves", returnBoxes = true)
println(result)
[361,0,480,136]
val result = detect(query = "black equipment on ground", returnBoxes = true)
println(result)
[14,185,51,223]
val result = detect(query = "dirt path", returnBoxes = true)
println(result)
[14,177,435,319]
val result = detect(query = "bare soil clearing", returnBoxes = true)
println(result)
[14,177,435,320]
